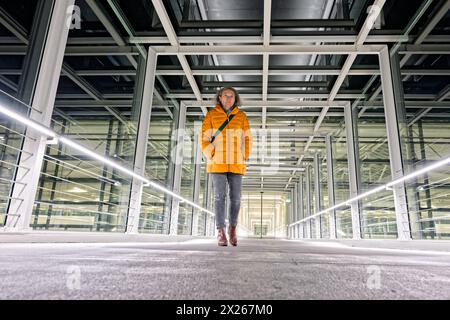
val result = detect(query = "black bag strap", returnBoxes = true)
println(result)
[210,114,235,143]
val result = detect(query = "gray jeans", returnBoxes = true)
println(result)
[210,173,243,229]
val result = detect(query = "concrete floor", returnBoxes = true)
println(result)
[1,232,450,300]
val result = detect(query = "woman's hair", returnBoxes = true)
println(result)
[214,87,241,107]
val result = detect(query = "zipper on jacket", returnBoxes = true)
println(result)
[227,115,229,172]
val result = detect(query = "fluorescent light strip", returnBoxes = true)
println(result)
[59,139,212,214]
[386,157,450,188]
[290,156,450,227]
[0,104,214,216]
[0,104,56,138]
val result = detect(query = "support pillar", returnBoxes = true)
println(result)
[169,102,187,235]
[126,50,157,234]
[305,165,312,238]
[298,174,304,238]
[4,0,74,231]
[314,152,322,238]
[191,123,202,236]
[344,104,362,239]
[205,173,213,236]
[379,46,412,240]
[293,182,298,237]
[326,134,337,239]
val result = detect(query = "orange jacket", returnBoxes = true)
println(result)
[200,104,253,175]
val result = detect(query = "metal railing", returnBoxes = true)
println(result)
[289,156,450,240]
[0,89,214,234]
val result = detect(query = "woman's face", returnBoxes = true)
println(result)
[219,89,236,110]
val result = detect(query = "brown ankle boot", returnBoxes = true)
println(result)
[217,228,228,246]
[228,226,237,246]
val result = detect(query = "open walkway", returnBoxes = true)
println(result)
[1,232,450,299]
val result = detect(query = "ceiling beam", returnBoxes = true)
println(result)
[408,83,450,126]
[4,67,450,77]
[108,0,178,118]
[152,44,383,55]
[85,0,137,67]
[0,6,119,124]
[398,44,450,55]
[186,100,348,108]
[178,19,355,29]
[196,0,223,84]
[85,0,173,118]
[151,0,207,115]
[0,2,174,119]
[284,0,387,190]
[168,93,366,99]
[129,33,412,44]
[0,44,395,57]
[400,0,450,65]
[358,0,450,117]
[0,6,28,43]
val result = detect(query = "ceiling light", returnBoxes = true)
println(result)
[386,157,450,188]
[0,103,56,138]
[69,187,87,193]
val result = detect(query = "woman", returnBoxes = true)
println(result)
[200,87,253,246]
